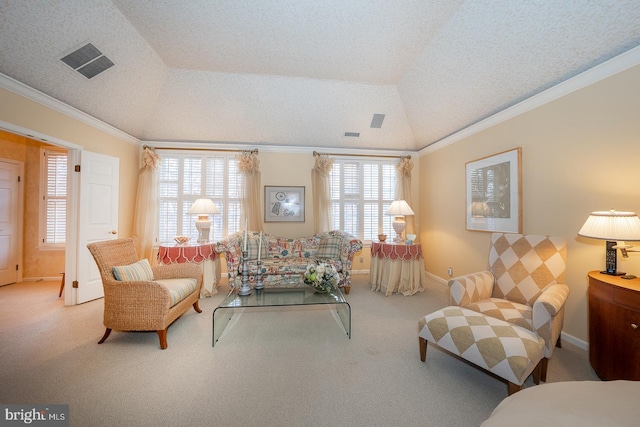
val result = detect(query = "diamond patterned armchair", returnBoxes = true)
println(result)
[446,233,569,380]
[87,238,203,349]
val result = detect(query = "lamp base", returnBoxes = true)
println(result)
[392,217,406,243]
[195,215,211,243]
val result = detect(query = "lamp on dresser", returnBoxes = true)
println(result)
[188,198,220,243]
[386,200,415,243]
[578,209,640,276]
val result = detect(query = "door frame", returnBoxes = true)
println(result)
[0,120,83,306]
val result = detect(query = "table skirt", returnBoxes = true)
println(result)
[370,257,425,296]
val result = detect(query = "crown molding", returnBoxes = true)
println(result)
[418,44,640,157]
[0,72,140,146]
[148,140,416,158]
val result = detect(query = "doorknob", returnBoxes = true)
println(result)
[110,230,118,235]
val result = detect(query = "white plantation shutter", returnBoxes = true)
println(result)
[158,152,242,244]
[42,149,67,246]
[330,158,396,242]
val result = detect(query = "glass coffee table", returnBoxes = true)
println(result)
[212,286,351,347]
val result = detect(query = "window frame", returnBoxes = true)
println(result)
[39,148,68,250]
[330,157,397,244]
[156,150,243,245]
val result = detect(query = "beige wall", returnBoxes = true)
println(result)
[256,151,420,271]
[0,87,140,278]
[418,64,640,343]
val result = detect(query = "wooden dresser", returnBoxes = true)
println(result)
[588,271,640,380]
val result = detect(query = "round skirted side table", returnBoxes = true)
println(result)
[370,241,426,296]
[158,242,221,298]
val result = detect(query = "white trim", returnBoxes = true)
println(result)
[150,139,416,158]
[0,72,140,146]
[561,331,588,351]
[425,271,448,285]
[419,45,640,156]
[0,120,83,150]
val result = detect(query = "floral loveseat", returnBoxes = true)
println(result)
[216,230,362,294]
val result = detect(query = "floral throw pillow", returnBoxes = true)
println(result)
[112,259,154,281]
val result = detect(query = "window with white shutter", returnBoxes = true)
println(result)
[40,149,67,248]
[157,151,243,244]
[330,159,396,242]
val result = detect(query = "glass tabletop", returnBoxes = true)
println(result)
[212,286,351,346]
[218,286,347,308]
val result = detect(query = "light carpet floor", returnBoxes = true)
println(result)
[0,275,599,427]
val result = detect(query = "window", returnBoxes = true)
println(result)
[40,149,67,248]
[157,151,243,244]
[330,159,396,242]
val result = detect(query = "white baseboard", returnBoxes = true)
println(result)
[560,331,588,351]
[425,271,448,285]
[352,269,370,275]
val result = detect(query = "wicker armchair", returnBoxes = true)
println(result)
[87,238,203,349]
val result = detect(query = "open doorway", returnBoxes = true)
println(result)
[0,129,67,287]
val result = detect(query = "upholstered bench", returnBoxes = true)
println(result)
[418,306,545,395]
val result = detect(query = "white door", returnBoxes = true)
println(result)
[0,160,21,286]
[76,151,119,304]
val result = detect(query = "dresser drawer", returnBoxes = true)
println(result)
[613,286,640,311]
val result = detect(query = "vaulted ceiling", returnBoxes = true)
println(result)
[1,1,639,152]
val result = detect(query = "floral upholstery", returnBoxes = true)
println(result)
[216,230,362,293]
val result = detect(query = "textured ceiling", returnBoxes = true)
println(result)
[1,0,639,152]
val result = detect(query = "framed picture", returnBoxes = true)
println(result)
[264,186,305,222]
[466,148,522,233]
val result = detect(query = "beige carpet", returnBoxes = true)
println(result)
[0,275,598,427]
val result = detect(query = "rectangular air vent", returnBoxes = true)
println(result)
[344,132,360,137]
[60,43,114,79]
[370,114,385,128]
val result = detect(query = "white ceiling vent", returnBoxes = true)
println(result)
[344,132,360,137]
[370,114,385,128]
[61,43,114,79]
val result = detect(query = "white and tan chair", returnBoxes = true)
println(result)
[87,238,203,349]
[419,233,569,394]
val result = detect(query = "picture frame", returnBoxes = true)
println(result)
[466,148,522,233]
[264,186,305,222]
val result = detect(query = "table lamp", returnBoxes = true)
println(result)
[188,198,220,243]
[386,200,415,243]
[578,210,640,276]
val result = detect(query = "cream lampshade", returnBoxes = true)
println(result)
[188,198,220,243]
[578,210,640,276]
[386,200,415,243]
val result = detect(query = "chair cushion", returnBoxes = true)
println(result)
[419,306,544,385]
[155,278,198,307]
[317,235,342,260]
[489,234,567,305]
[465,298,534,332]
[112,259,154,281]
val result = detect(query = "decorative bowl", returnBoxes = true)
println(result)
[378,234,387,242]
[173,236,190,244]
[406,234,416,241]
